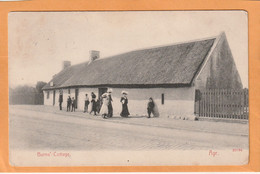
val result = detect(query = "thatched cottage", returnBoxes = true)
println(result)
[42,32,242,117]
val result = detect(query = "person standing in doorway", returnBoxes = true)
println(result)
[147,97,155,118]
[97,95,103,113]
[83,94,90,113]
[67,96,71,112]
[90,92,97,116]
[120,91,130,117]
[59,90,63,110]
[107,89,113,118]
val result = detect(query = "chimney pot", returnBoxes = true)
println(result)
[89,50,100,62]
[63,61,71,69]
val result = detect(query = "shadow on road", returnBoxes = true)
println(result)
[106,115,147,119]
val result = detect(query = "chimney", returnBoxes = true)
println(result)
[63,61,71,69]
[89,50,100,63]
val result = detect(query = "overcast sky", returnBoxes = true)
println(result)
[8,11,248,88]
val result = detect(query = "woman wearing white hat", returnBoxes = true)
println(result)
[120,91,130,117]
[100,93,109,119]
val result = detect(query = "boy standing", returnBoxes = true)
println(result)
[71,97,76,112]
[67,96,71,112]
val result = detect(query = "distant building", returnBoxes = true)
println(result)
[42,32,242,117]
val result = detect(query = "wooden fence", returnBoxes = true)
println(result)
[195,89,248,119]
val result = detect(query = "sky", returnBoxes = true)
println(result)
[8,11,248,88]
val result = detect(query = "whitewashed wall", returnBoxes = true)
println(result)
[43,90,53,106]
[108,87,195,117]
[55,89,59,106]
[44,87,195,117]
[43,89,59,106]
[60,89,70,109]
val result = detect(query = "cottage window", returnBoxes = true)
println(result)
[161,93,164,105]
[47,91,49,99]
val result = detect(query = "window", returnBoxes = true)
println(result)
[68,89,70,94]
[47,91,49,99]
[161,93,164,105]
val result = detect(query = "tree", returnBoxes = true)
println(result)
[11,85,36,94]
[9,81,47,105]
[36,81,47,93]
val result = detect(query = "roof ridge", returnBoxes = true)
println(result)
[66,34,218,68]
[92,34,218,63]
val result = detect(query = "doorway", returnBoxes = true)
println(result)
[53,90,56,106]
[98,88,108,98]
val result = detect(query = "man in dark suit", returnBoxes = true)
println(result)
[59,93,63,110]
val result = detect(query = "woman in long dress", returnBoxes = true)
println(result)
[147,97,155,118]
[120,91,130,117]
[107,89,113,118]
[100,93,109,119]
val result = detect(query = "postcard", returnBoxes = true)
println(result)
[8,11,249,167]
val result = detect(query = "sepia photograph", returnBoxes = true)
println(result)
[8,11,248,166]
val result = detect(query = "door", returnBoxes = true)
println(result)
[53,90,56,106]
[98,88,108,98]
[75,88,79,109]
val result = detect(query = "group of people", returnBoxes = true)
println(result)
[83,91,108,116]
[58,90,76,112]
[59,89,156,118]
[90,92,99,115]
[66,96,76,112]
[99,89,115,118]
[82,89,130,119]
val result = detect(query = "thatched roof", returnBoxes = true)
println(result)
[43,37,216,90]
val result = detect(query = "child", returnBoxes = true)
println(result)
[71,97,76,112]
[147,97,155,118]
